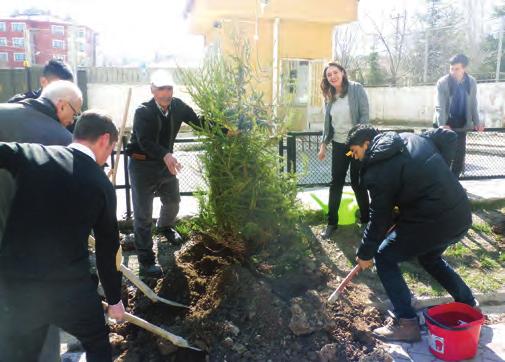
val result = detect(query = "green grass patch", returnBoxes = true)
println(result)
[471,221,494,235]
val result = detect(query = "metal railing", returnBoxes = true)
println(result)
[112,129,505,218]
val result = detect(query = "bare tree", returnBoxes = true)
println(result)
[367,10,408,86]
[333,23,361,70]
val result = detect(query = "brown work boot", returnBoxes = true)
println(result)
[373,317,421,342]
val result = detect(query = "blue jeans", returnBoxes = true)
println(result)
[374,231,475,319]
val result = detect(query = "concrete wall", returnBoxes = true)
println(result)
[86,81,505,130]
[366,83,505,128]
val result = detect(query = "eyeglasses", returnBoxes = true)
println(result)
[66,101,82,120]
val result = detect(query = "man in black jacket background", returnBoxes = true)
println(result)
[347,125,477,342]
[0,110,125,362]
[126,70,208,277]
[8,59,74,104]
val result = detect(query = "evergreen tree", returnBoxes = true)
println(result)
[365,51,386,86]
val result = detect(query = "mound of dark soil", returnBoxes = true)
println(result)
[112,235,390,362]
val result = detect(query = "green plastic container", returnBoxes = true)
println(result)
[338,192,358,225]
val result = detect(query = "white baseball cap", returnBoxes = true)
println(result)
[150,70,174,87]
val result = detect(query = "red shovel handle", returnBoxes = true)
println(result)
[335,264,361,293]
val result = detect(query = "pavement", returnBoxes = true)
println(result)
[384,318,505,361]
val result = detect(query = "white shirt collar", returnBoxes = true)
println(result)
[68,142,96,162]
[155,100,170,117]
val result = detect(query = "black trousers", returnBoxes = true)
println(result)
[327,142,369,226]
[0,276,112,362]
[451,131,467,177]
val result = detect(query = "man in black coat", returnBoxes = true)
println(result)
[0,110,125,362]
[347,125,477,342]
[8,59,74,104]
[126,70,209,277]
[0,80,82,361]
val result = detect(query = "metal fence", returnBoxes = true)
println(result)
[279,129,505,187]
[112,129,505,218]
[109,137,204,219]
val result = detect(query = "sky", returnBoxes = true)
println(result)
[1,0,502,65]
[0,0,204,65]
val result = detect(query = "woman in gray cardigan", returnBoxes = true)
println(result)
[318,62,370,238]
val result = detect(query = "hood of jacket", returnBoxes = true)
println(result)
[364,131,405,166]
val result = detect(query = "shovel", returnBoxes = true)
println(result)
[88,235,189,308]
[102,302,201,351]
[327,264,361,304]
[327,224,397,304]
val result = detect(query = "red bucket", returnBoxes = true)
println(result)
[424,302,484,361]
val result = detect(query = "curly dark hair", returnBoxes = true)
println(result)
[320,62,349,102]
[346,124,379,147]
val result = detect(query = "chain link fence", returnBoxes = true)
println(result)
[112,129,505,218]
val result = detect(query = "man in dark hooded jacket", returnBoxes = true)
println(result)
[346,124,477,342]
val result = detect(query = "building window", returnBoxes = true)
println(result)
[12,37,25,48]
[52,39,65,49]
[0,22,6,32]
[78,28,86,38]
[11,23,26,32]
[78,43,85,52]
[14,53,25,62]
[51,25,65,35]
[280,59,310,105]
[53,54,66,61]
[0,52,8,62]
[0,37,6,46]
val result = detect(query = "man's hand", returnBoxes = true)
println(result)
[163,153,182,175]
[107,300,126,321]
[441,125,451,130]
[474,124,485,132]
[318,144,327,161]
[356,257,374,270]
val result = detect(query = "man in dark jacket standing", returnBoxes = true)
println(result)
[0,79,81,144]
[434,54,484,177]
[8,59,74,103]
[347,124,477,342]
[126,70,206,277]
[0,111,125,362]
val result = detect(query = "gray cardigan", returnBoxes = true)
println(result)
[434,74,480,129]
[322,81,369,145]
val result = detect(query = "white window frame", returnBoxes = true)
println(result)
[0,52,8,62]
[280,58,310,106]
[13,52,25,62]
[0,37,7,46]
[51,25,65,35]
[12,37,24,48]
[52,39,65,49]
[53,54,66,61]
[78,27,86,38]
[0,22,6,32]
[11,22,26,32]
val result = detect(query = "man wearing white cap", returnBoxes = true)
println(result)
[126,70,203,277]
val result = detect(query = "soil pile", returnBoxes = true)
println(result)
[112,235,390,362]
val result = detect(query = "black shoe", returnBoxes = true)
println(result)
[139,262,163,278]
[320,225,338,239]
[160,227,183,244]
